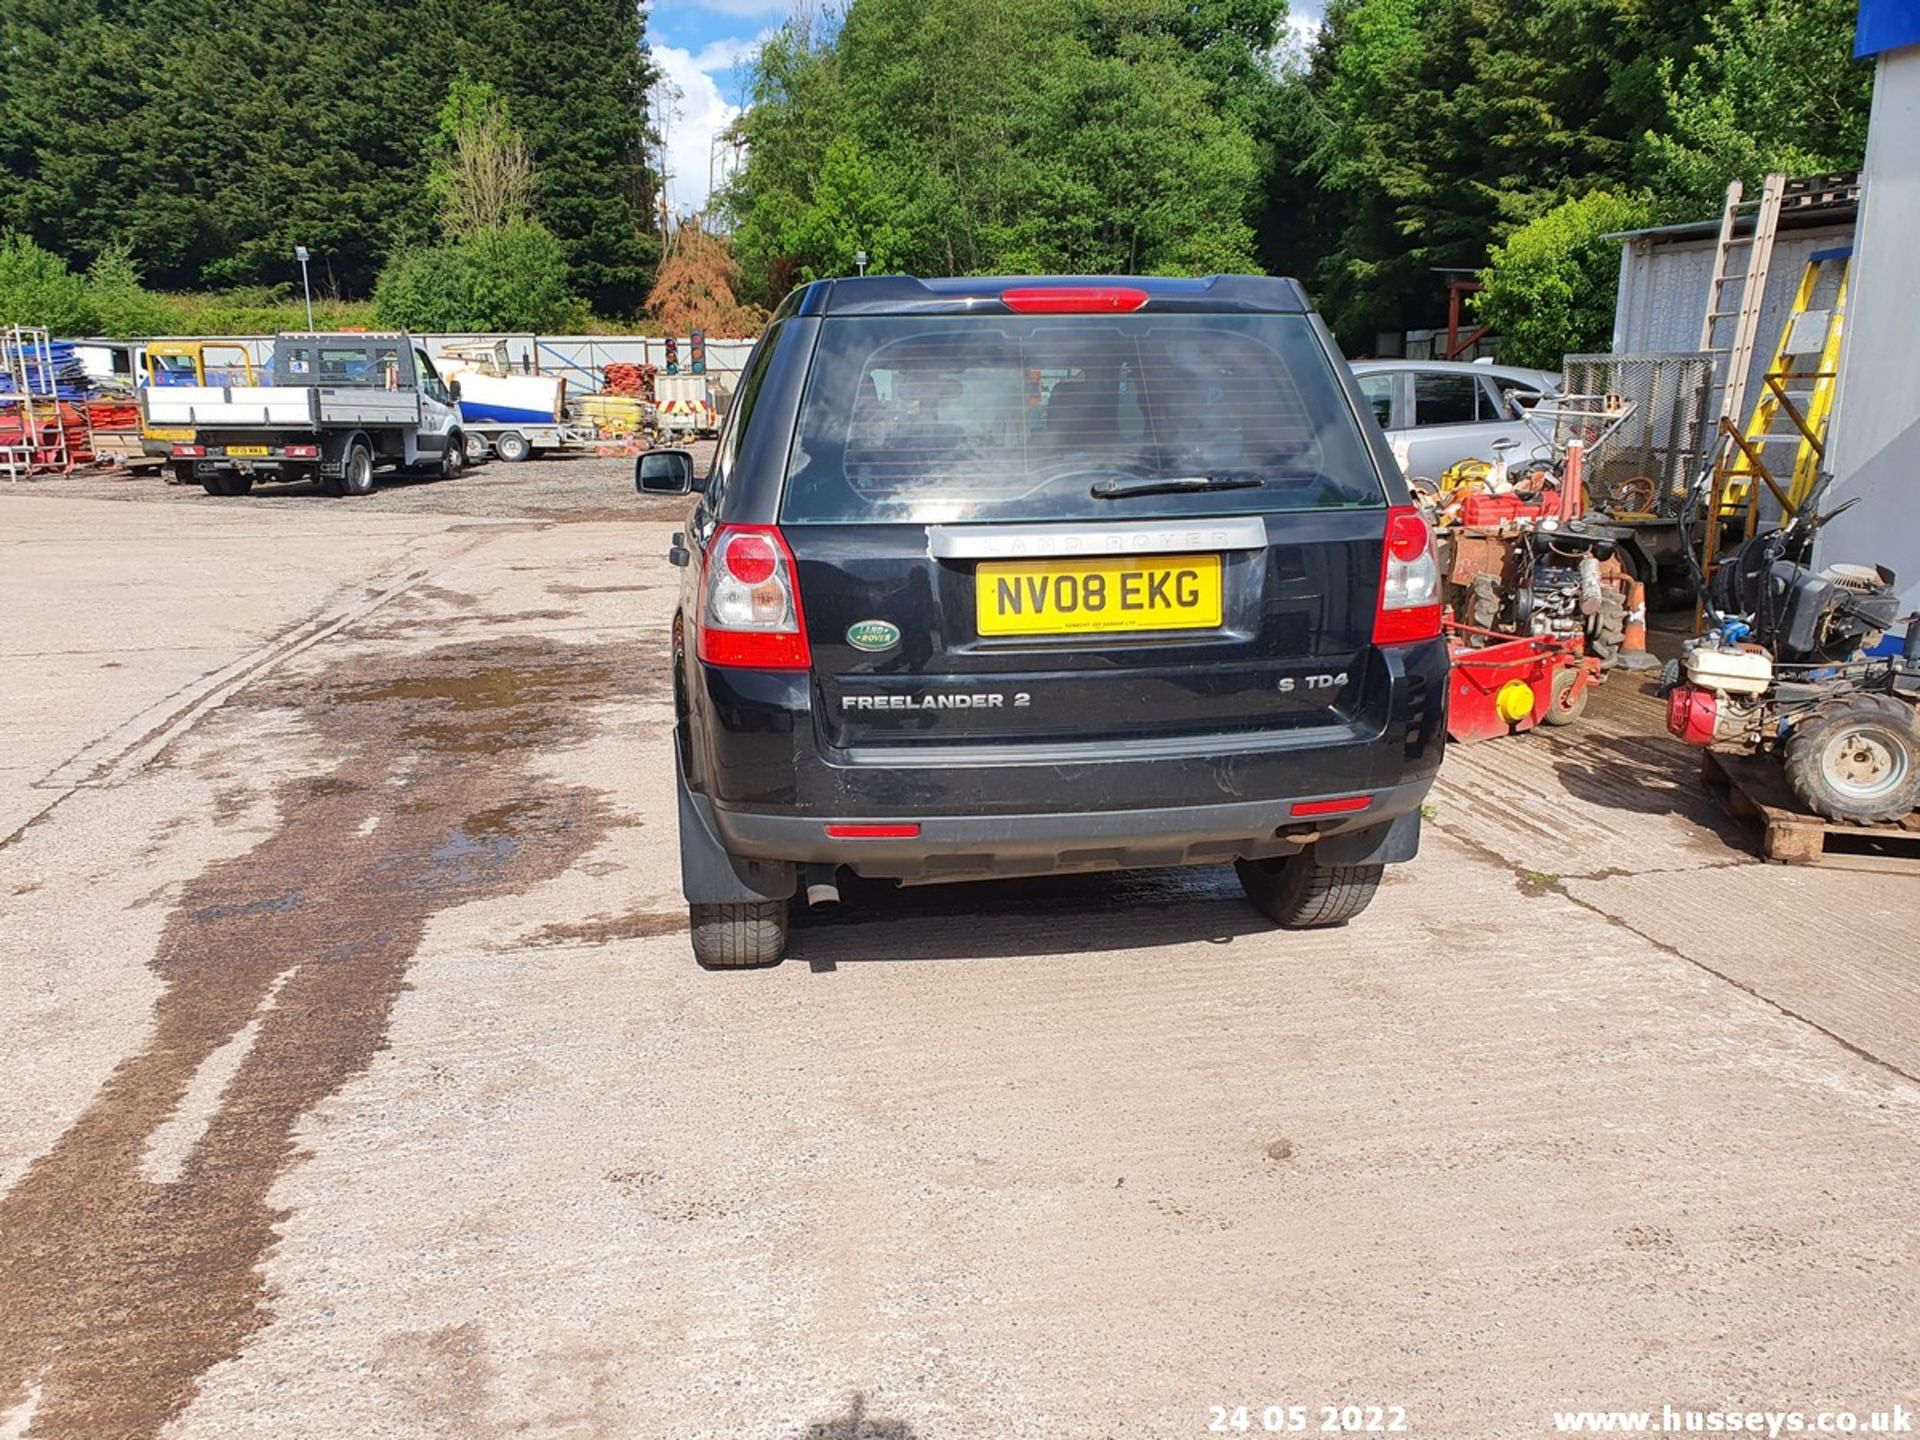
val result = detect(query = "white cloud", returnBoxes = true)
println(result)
[651,46,745,218]
[1272,13,1322,72]
[682,0,794,15]
[691,32,771,74]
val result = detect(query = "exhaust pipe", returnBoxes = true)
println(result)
[802,866,841,909]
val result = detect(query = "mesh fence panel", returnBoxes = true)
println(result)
[1559,353,1713,516]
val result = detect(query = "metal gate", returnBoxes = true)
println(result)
[1559,353,1713,516]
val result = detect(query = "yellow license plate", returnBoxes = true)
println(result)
[146,427,196,442]
[977,554,1223,636]
[227,445,270,457]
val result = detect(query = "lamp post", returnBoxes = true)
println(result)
[854,249,868,277]
[294,245,314,330]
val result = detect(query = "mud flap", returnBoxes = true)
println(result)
[1316,809,1421,866]
[676,759,796,904]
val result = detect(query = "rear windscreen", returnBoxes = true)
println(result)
[278,343,403,387]
[780,314,1385,524]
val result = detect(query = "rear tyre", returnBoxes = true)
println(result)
[494,430,531,463]
[1236,855,1383,928]
[689,900,789,969]
[1783,697,1920,823]
[225,473,255,496]
[1544,667,1588,726]
[342,440,375,496]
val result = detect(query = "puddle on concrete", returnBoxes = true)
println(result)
[520,906,687,948]
[0,637,647,1439]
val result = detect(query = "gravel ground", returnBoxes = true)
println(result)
[18,441,716,523]
[2,479,1917,1440]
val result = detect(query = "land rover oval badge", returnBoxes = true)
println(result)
[847,619,901,653]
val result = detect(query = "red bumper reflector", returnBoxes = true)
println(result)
[825,823,922,839]
[1290,796,1372,818]
[1002,286,1149,314]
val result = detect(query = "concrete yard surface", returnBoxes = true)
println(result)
[1,465,1916,1440]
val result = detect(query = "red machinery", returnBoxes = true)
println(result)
[1432,435,1644,742]
[1446,622,1601,742]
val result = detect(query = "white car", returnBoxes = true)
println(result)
[1349,359,1560,481]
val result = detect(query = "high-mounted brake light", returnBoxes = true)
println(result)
[696,524,812,670]
[1002,286,1150,315]
[1373,505,1444,645]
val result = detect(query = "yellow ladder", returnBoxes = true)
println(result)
[1721,246,1849,515]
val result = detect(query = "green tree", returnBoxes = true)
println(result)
[1645,0,1872,205]
[428,76,537,239]
[453,0,661,314]
[1474,189,1655,368]
[1260,0,1716,347]
[724,17,854,300]
[374,220,572,332]
[725,0,1276,298]
[0,0,662,313]
[0,231,96,333]
[84,243,169,339]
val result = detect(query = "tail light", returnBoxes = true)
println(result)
[285,444,320,459]
[1373,505,1443,645]
[1666,685,1718,746]
[171,444,205,458]
[696,524,812,670]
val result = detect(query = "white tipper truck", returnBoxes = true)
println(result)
[140,332,466,496]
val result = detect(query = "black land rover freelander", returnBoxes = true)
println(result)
[639,275,1448,967]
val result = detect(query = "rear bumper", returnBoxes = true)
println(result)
[706,777,1432,882]
[688,639,1448,814]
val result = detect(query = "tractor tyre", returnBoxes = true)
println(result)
[1783,696,1920,824]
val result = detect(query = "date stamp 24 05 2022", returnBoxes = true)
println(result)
[1207,1404,1410,1435]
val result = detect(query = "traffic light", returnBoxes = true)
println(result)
[690,329,706,376]
[664,336,679,375]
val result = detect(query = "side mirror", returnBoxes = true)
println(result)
[636,448,697,496]
[448,379,462,402]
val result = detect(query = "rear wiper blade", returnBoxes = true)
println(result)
[1089,474,1266,501]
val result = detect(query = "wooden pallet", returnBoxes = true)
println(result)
[1701,749,1920,873]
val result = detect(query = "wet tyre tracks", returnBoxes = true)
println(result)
[0,637,647,1438]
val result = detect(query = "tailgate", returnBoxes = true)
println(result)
[142,386,317,428]
[797,511,1384,751]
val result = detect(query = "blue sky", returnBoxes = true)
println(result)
[648,0,792,216]
[646,0,1324,218]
